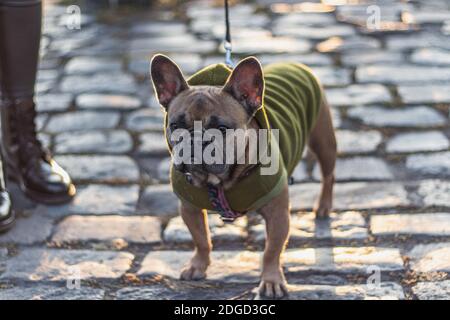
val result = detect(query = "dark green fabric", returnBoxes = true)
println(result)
[168,62,322,212]
[263,62,322,176]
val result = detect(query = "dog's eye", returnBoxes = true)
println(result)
[169,123,178,131]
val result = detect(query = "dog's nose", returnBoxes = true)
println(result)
[204,163,228,174]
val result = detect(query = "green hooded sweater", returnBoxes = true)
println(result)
[168,62,322,212]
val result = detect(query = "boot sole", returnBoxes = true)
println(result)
[7,170,76,205]
[22,183,76,205]
[0,210,15,234]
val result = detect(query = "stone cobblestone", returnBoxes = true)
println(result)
[0,249,134,281]
[274,12,335,26]
[398,85,450,104]
[325,84,392,107]
[310,67,351,87]
[335,130,382,154]
[257,53,332,66]
[290,182,409,211]
[125,108,164,132]
[0,286,105,300]
[115,284,254,300]
[314,157,393,181]
[412,281,450,300]
[52,215,162,244]
[0,214,54,245]
[386,33,450,51]
[164,214,247,243]
[291,162,309,182]
[36,114,48,131]
[356,65,450,84]
[231,36,311,54]
[36,93,73,112]
[138,184,178,216]
[45,111,120,132]
[386,131,449,153]
[341,51,404,67]
[54,130,133,154]
[417,180,450,207]
[273,24,355,40]
[0,248,8,273]
[61,73,138,94]
[408,243,450,273]
[45,185,139,216]
[155,157,171,182]
[317,36,381,53]
[138,247,402,282]
[406,152,450,176]
[407,11,450,24]
[411,48,450,66]
[113,282,405,300]
[348,106,447,128]
[76,94,141,110]
[1,0,449,300]
[288,283,404,300]
[283,247,403,274]
[54,155,139,183]
[64,56,122,75]
[251,211,367,242]
[128,36,216,55]
[331,109,342,128]
[138,132,169,155]
[371,213,450,236]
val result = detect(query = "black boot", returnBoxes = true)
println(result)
[1,98,76,204]
[0,1,74,204]
[0,156,14,233]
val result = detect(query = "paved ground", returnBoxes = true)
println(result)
[0,0,450,300]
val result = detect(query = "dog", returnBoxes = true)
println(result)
[150,54,336,298]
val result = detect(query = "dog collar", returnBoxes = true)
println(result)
[207,184,245,222]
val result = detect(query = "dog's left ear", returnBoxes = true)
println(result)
[222,57,264,115]
[150,54,189,110]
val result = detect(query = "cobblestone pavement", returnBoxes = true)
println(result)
[1,0,449,300]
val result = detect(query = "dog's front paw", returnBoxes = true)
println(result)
[180,265,207,280]
[257,270,288,299]
[180,255,209,280]
[314,196,332,219]
[314,203,331,219]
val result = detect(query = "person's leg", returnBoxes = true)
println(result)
[0,0,24,231]
[0,0,76,204]
[0,0,41,97]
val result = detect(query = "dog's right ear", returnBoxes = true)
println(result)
[150,54,188,110]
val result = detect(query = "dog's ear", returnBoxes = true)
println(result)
[222,57,264,115]
[150,54,189,110]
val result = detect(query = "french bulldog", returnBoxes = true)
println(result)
[150,54,336,298]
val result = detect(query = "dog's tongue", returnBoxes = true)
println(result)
[207,184,244,223]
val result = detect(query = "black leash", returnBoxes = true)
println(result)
[224,0,234,68]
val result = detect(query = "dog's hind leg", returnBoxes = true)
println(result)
[308,93,336,219]
[257,185,290,298]
[179,201,212,280]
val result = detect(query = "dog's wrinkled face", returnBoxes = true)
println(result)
[150,54,264,187]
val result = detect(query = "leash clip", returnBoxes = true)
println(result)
[224,40,234,68]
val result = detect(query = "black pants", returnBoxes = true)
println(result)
[0,0,42,99]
